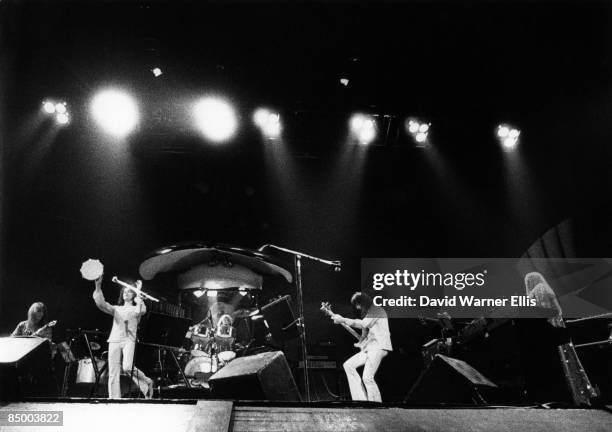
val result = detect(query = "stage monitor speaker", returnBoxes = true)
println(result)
[209,351,301,401]
[405,354,497,405]
[0,337,54,400]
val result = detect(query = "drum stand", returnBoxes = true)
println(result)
[140,342,191,389]
[84,333,108,398]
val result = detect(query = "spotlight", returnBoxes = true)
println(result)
[91,89,140,137]
[152,67,163,77]
[349,113,377,145]
[193,97,238,143]
[42,101,56,114]
[497,125,510,138]
[253,108,281,139]
[55,103,67,114]
[497,124,520,150]
[193,290,205,298]
[407,120,419,134]
[206,290,218,298]
[406,119,431,145]
[503,137,517,149]
[340,78,349,87]
[56,113,70,125]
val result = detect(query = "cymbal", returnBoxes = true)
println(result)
[138,242,293,284]
[90,342,101,351]
[231,308,259,319]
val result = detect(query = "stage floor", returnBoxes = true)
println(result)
[0,400,611,432]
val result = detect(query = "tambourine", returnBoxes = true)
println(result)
[80,259,104,281]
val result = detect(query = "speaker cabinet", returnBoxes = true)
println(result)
[209,351,301,401]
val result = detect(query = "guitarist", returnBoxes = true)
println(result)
[330,292,392,402]
[11,302,53,341]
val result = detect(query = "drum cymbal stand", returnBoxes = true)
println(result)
[140,342,191,389]
[83,332,107,398]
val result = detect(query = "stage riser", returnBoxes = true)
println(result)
[0,402,610,432]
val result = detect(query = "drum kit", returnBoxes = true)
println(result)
[76,242,340,399]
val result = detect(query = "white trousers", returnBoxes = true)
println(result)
[107,340,150,398]
[343,349,388,402]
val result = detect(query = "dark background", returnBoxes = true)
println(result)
[2,0,612,402]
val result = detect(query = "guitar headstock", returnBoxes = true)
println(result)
[320,302,333,316]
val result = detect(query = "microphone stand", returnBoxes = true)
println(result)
[259,244,341,402]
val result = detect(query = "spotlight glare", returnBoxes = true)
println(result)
[503,137,518,149]
[509,128,520,138]
[193,97,238,142]
[91,89,140,137]
[206,290,218,298]
[349,114,376,145]
[415,132,427,143]
[42,101,56,114]
[253,108,271,127]
[193,290,205,298]
[497,125,510,138]
[418,123,430,133]
[55,103,67,114]
[340,78,349,86]
[56,113,70,125]
[253,108,282,139]
[152,67,163,77]
[407,121,420,134]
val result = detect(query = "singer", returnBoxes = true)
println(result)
[92,273,153,399]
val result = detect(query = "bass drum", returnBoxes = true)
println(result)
[76,358,106,384]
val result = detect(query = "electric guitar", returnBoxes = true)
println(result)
[320,302,368,351]
[33,320,57,336]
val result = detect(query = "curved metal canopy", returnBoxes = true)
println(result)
[138,242,293,285]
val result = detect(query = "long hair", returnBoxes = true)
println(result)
[524,271,564,327]
[27,302,48,329]
[117,287,136,306]
[350,292,373,318]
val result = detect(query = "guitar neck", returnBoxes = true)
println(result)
[340,322,361,341]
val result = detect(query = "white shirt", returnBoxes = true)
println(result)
[93,289,146,343]
[342,306,392,352]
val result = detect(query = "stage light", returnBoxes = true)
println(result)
[152,67,163,77]
[349,113,377,145]
[497,124,520,150]
[42,101,56,114]
[253,108,281,139]
[206,290,218,298]
[193,97,238,143]
[415,132,427,143]
[503,137,517,149]
[193,290,205,298]
[406,119,431,145]
[56,113,70,125]
[340,78,349,86]
[91,89,140,137]
[497,125,510,138]
[407,120,419,134]
[55,103,67,114]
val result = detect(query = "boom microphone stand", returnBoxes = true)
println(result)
[259,244,341,402]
